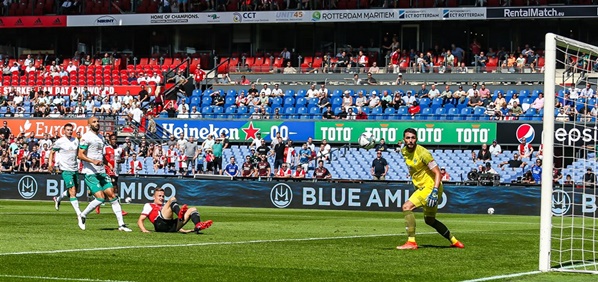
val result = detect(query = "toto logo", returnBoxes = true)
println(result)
[551,189,571,216]
[18,175,38,199]
[270,183,293,208]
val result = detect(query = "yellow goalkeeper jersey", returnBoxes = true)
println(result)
[401,144,440,190]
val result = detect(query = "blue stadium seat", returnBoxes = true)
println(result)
[308,106,321,118]
[519,89,529,97]
[420,97,431,107]
[371,106,383,117]
[202,89,213,97]
[297,106,308,115]
[237,106,248,114]
[225,106,237,115]
[297,89,307,97]
[284,97,295,106]
[271,97,283,107]
[421,107,433,120]
[190,97,201,108]
[201,106,213,115]
[447,107,460,120]
[201,96,212,106]
[296,97,307,106]
[213,106,224,114]
[285,89,295,97]
[192,89,201,97]
[332,89,343,97]
[434,108,446,120]
[225,97,235,107]
[431,98,443,106]
[226,89,237,98]
[307,98,319,107]
[331,97,342,107]
[333,107,342,115]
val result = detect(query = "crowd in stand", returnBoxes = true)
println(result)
[0,120,338,180]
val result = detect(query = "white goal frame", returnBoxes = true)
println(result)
[540,33,598,273]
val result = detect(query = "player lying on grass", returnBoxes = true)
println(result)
[137,187,213,233]
[397,127,464,250]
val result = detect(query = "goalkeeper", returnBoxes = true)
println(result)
[397,128,464,250]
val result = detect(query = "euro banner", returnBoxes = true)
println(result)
[5,118,88,138]
[0,16,66,28]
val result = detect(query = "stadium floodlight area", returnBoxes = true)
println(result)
[540,33,598,274]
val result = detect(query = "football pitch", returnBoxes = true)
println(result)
[0,200,594,282]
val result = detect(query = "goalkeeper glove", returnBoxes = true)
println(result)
[426,187,439,207]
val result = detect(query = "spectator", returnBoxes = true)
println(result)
[366,72,377,85]
[517,138,534,160]
[212,138,224,174]
[472,144,492,162]
[374,138,389,152]
[238,75,251,85]
[440,167,451,181]
[223,157,239,177]
[355,91,367,108]
[408,100,420,117]
[356,108,368,119]
[530,92,545,113]
[467,91,483,108]
[313,160,332,179]
[553,167,563,184]
[489,140,502,156]
[564,174,574,186]
[499,153,527,170]
[485,162,499,175]
[583,167,596,186]
[395,73,405,85]
[292,165,306,179]
[342,91,353,110]
[368,91,380,108]
[403,90,417,106]
[298,143,311,171]
[530,159,542,184]
[275,163,292,178]
[283,61,297,74]
[370,150,389,180]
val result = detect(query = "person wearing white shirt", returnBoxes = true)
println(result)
[9,63,20,73]
[53,95,65,106]
[111,99,122,113]
[70,87,80,102]
[137,74,150,84]
[346,108,356,120]
[306,85,319,98]
[489,140,502,156]
[259,84,272,96]
[355,91,367,108]
[271,84,283,97]
[48,108,61,118]
[467,83,478,98]
[13,93,24,106]
[129,104,143,123]
[66,62,77,72]
[178,103,189,115]
[25,63,36,73]
[24,54,34,66]
[122,91,134,106]
[428,84,440,99]
[177,107,190,118]
[402,91,416,106]
[149,73,162,84]
[319,84,329,96]
[190,106,202,118]
[507,93,520,109]
[580,83,594,99]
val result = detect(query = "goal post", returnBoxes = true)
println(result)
[540,33,598,274]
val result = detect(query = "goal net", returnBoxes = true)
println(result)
[540,33,598,274]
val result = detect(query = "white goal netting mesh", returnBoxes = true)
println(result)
[545,34,598,273]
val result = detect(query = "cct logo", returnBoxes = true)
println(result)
[233,12,256,23]
[18,175,38,199]
[270,183,293,208]
[551,189,571,216]
[516,124,535,143]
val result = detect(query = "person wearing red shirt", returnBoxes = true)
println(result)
[292,166,306,179]
[129,153,143,174]
[356,108,368,120]
[137,187,212,234]
[517,138,534,160]
[276,163,292,178]
[238,75,251,85]
[194,68,206,89]
[97,134,128,215]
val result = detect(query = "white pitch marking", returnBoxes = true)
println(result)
[460,270,542,282]
[0,233,409,256]
[0,274,134,282]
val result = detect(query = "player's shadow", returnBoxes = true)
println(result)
[99,228,121,231]
[383,245,452,251]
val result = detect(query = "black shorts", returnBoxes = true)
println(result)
[154,216,181,232]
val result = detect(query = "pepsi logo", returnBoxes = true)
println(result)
[516,124,535,143]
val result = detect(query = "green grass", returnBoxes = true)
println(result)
[0,200,595,282]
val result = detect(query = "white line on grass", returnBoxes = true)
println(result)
[0,233,411,256]
[460,270,542,282]
[0,274,134,282]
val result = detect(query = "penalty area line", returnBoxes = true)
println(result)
[0,233,408,256]
[460,270,542,282]
[0,274,134,282]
